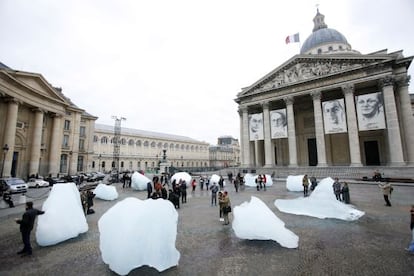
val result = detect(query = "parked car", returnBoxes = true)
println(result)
[0,178,28,194]
[45,176,67,186]
[88,172,106,182]
[27,178,49,188]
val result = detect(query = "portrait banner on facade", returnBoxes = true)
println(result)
[270,109,288,138]
[356,92,386,131]
[322,98,347,134]
[249,113,264,141]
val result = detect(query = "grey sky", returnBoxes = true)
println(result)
[1,0,413,144]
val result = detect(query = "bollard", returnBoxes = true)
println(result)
[19,193,27,204]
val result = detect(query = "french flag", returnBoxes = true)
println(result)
[285,33,300,44]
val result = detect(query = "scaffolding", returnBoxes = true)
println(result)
[111,116,126,181]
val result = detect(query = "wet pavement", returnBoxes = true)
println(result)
[0,180,413,276]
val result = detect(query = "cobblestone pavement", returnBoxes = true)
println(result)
[0,181,413,276]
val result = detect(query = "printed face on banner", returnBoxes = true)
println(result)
[356,92,386,131]
[270,109,288,138]
[249,113,264,141]
[322,99,347,134]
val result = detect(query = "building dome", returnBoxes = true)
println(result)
[300,9,359,55]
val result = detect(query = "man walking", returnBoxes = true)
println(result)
[15,201,45,256]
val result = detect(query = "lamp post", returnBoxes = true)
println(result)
[181,155,183,167]
[98,154,102,172]
[1,144,9,178]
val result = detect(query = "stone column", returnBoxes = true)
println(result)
[284,96,297,166]
[29,108,44,176]
[311,90,327,166]
[48,114,63,176]
[342,84,362,166]
[396,75,414,164]
[262,102,273,167]
[238,107,244,167]
[240,106,251,167]
[2,99,19,177]
[69,113,81,174]
[380,77,405,165]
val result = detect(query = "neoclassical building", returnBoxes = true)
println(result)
[209,136,240,168]
[0,62,97,179]
[93,123,210,173]
[235,10,414,169]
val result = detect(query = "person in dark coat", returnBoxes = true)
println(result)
[168,189,180,209]
[341,182,350,204]
[86,190,95,214]
[180,180,187,203]
[15,201,45,256]
[3,191,14,208]
[147,182,153,199]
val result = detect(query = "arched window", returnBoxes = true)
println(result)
[121,138,126,145]
[136,140,141,146]
[101,136,108,144]
[170,143,174,150]
[157,142,162,148]
[93,135,98,143]
[317,48,322,54]
[151,142,156,148]
[128,139,134,146]
[164,143,168,149]
[328,46,333,51]
[144,141,149,147]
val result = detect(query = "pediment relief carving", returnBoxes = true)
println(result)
[248,58,384,95]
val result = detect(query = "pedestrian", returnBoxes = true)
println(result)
[341,182,350,204]
[180,180,187,203]
[234,177,239,193]
[205,178,210,191]
[333,178,341,201]
[80,190,88,214]
[378,182,393,207]
[15,201,45,256]
[191,179,197,192]
[303,174,309,197]
[262,174,267,191]
[218,191,224,221]
[146,181,153,199]
[218,176,224,189]
[199,177,204,190]
[211,182,219,206]
[3,191,14,208]
[405,205,414,253]
[86,190,95,214]
[220,191,231,225]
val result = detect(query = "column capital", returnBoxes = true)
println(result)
[378,75,395,89]
[5,97,21,105]
[261,102,269,109]
[395,75,411,88]
[31,107,45,114]
[51,112,64,118]
[310,90,321,100]
[341,83,355,95]
[284,96,294,105]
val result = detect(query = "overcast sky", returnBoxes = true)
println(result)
[1,0,413,145]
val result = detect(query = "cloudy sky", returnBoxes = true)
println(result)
[1,0,413,145]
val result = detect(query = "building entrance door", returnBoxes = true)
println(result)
[11,152,18,177]
[307,138,318,166]
[364,141,380,165]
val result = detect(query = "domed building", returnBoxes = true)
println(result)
[235,10,414,177]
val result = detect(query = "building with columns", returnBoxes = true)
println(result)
[235,10,414,169]
[209,136,240,169]
[0,62,97,179]
[93,123,210,174]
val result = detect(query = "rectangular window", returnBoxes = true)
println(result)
[80,126,86,137]
[77,156,84,172]
[64,120,70,131]
[62,135,69,148]
[79,139,85,151]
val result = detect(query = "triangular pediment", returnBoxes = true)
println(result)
[237,51,402,97]
[12,71,68,104]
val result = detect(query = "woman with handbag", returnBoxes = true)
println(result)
[220,191,231,225]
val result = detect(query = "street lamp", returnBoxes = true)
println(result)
[181,155,183,167]
[1,144,9,178]
[98,154,102,172]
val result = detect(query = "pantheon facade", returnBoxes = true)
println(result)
[235,10,414,168]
